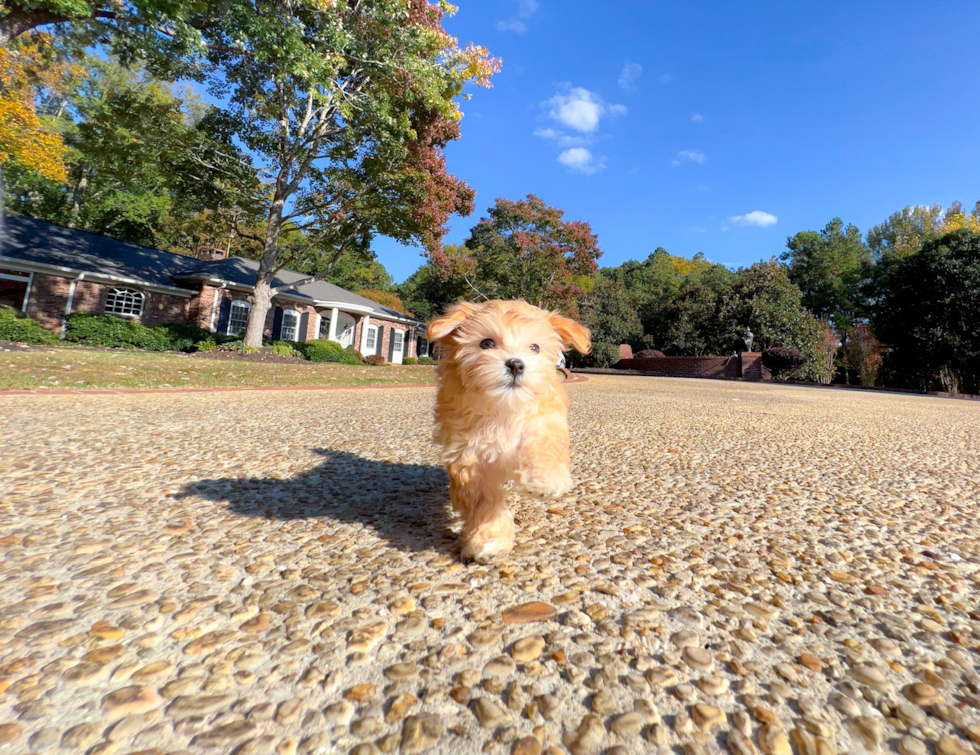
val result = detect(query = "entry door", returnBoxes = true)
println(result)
[389,329,404,364]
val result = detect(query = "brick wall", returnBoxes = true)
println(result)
[377,322,411,362]
[25,273,191,332]
[141,290,191,327]
[616,352,763,381]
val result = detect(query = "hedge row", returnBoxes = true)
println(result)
[0,305,59,345]
[294,339,364,364]
[63,313,217,351]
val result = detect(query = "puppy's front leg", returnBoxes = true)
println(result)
[449,463,514,562]
[516,414,574,499]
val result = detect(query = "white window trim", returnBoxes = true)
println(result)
[0,270,33,312]
[391,329,404,352]
[364,324,378,353]
[227,300,251,336]
[280,308,301,342]
[104,286,145,317]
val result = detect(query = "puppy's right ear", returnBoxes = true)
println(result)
[427,301,479,341]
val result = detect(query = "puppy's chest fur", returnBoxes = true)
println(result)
[435,405,531,469]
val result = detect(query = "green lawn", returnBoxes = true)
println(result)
[0,347,437,390]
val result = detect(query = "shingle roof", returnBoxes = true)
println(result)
[1,214,199,289]
[0,215,420,323]
[174,257,416,322]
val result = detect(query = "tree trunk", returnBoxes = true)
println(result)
[68,171,88,228]
[243,198,285,347]
[244,276,273,347]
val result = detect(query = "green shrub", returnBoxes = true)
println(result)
[217,340,259,354]
[0,305,59,345]
[295,339,363,364]
[417,356,436,365]
[159,323,216,352]
[589,342,621,368]
[195,338,219,352]
[364,354,387,366]
[762,347,808,380]
[402,357,417,365]
[64,313,173,350]
[270,340,303,358]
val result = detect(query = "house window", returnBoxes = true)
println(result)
[365,325,377,351]
[104,287,145,316]
[318,315,329,340]
[227,300,250,336]
[391,329,404,353]
[280,309,300,341]
[0,269,32,311]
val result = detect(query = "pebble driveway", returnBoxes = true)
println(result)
[1,376,980,755]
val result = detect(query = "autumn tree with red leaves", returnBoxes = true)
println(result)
[197,0,499,347]
[433,194,602,316]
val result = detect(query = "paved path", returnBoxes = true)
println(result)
[2,376,980,755]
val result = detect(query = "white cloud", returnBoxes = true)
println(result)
[618,62,643,91]
[671,149,706,166]
[658,74,672,84]
[533,128,590,148]
[691,112,704,123]
[497,0,538,34]
[495,19,526,33]
[517,0,539,16]
[557,148,606,175]
[728,210,778,227]
[545,86,625,133]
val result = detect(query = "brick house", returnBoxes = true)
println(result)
[1,216,431,362]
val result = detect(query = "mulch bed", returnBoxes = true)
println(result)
[0,339,54,353]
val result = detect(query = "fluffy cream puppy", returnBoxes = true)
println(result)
[426,300,591,561]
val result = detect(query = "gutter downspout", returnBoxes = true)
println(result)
[209,282,227,333]
[61,273,85,338]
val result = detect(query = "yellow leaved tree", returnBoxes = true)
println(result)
[0,33,80,183]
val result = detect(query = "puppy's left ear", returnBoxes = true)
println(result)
[427,301,479,341]
[550,313,591,354]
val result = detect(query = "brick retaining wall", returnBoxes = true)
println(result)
[616,352,762,380]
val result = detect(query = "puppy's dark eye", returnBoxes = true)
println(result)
[529,344,540,353]
[480,339,495,349]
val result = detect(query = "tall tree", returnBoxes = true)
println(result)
[577,277,641,365]
[867,202,980,261]
[198,0,497,347]
[602,248,732,347]
[0,32,77,182]
[433,194,601,315]
[395,259,469,323]
[782,217,873,334]
[6,57,258,247]
[874,229,980,394]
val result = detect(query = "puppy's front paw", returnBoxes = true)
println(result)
[461,532,515,563]
[519,472,573,500]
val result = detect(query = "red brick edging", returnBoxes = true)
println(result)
[0,373,588,397]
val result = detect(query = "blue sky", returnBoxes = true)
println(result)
[374,1,980,282]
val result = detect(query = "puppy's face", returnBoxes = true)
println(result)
[427,300,590,405]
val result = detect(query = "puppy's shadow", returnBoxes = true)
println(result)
[178,448,455,555]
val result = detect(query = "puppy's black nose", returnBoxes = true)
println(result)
[505,358,525,376]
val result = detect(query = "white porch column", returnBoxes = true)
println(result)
[60,273,85,338]
[360,315,371,352]
[328,307,340,342]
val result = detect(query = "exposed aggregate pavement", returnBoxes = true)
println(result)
[1,375,980,755]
